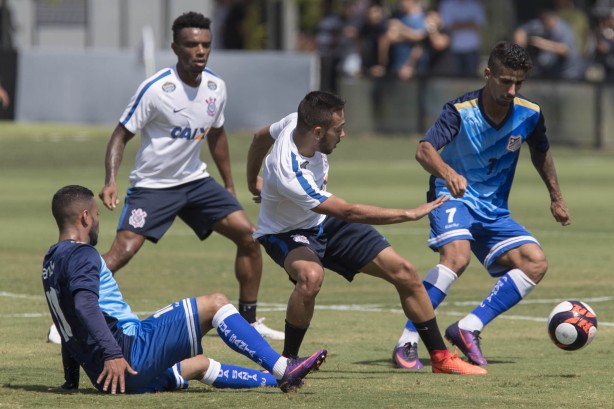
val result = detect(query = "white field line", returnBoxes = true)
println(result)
[2,292,613,327]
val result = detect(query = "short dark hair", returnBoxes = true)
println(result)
[488,41,533,74]
[297,91,345,131]
[172,11,211,43]
[51,185,94,229]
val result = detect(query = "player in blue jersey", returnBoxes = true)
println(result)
[42,185,326,394]
[392,41,571,369]
[94,11,283,340]
[247,91,487,376]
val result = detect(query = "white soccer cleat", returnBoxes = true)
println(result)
[251,317,285,340]
[47,323,61,344]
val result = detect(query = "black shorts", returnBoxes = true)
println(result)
[117,177,243,242]
[257,217,390,282]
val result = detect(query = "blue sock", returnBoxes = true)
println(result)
[470,270,533,327]
[404,281,448,331]
[213,304,281,372]
[212,364,277,389]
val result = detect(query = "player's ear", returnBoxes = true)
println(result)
[313,126,323,139]
[484,67,491,80]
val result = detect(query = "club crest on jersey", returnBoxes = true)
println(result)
[128,208,147,228]
[162,82,176,93]
[205,97,217,117]
[506,135,522,152]
[207,81,217,91]
[291,234,310,245]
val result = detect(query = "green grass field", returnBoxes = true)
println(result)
[0,122,612,409]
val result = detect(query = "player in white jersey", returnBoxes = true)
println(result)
[95,11,282,340]
[246,90,487,376]
[392,41,571,369]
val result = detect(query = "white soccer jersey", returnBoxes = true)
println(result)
[254,113,331,238]
[119,65,227,188]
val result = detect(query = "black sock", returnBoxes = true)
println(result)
[282,320,309,357]
[238,300,257,324]
[414,317,446,353]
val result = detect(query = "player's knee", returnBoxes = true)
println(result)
[295,269,324,298]
[390,261,422,289]
[201,293,231,312]
[526,254,548,283]
[441,253,470,274]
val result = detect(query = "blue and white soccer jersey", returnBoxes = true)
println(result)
[97,258,200,392]
[253,113,331,238]
[254,113,390,280]
[422,89,549,274]
[119,65,227,189]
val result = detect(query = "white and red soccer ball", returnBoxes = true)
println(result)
[547,300,598,351]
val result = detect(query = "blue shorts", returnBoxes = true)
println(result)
[427,200,540,277]
[257,217,390,282]
[121,298,203,392]
[117,177,243,242]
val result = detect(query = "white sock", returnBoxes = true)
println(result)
[271,357,288,380]
[458,313,484,332]
[396,328,420,348]
[423,264,458,294]
[200,358,222,385]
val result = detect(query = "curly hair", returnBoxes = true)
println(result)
[172,11,211,43]
[488,41,533,74]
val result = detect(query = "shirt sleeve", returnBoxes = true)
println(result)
[526,110,550,152]
[421,102,461,150]
[74,290,124,361]
[269,113,297,141]
[119,77,158,134]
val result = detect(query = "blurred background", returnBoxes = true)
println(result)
[1,0,614,148]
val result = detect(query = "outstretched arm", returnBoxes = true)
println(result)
[207,126,236,196]
[246,127,275,203]
[530,147,571,226]
[415,140,466,198]
[312,194,448,225]
[99,123,135,210]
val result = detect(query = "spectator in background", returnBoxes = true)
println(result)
[358,2,389,78]
[384,0,427,80]
[553,0,591,59]
[514,9,584,79]
[220,0,248,50]
[0,81,8,109]
[595,10,614,80]
[420,8,452,75]
[439,0,486,77]
[316,0,360,92]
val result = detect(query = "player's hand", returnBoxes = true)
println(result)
[409,195,449,221]
[248,176,263,204]
[97,357,137,394]
[551,199,571,226]
[99,183,119,210]
[444,172,467,198]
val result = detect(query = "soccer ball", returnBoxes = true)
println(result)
[547,300,597,351]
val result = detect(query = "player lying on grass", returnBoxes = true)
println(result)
[42,185,326,394]
[247,90,486,375]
